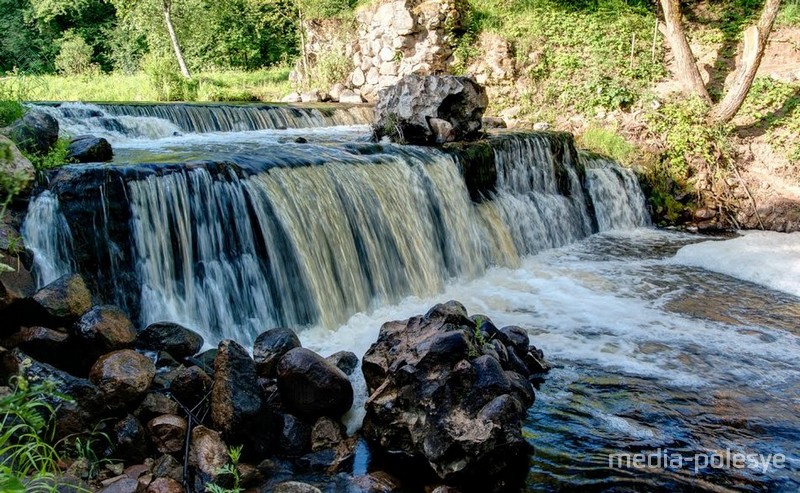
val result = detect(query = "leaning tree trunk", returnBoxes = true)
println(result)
[162,0,191,79]
[659,0,711,102]
[710,0,782,123]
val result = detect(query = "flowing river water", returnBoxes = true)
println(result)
[21,102,800,492]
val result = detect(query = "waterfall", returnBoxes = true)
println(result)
[21,191,74,287]
[582,153,651,230]
[27,132,650,344]
[29,102,373,141]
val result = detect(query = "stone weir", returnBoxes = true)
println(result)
[24,132,649,345]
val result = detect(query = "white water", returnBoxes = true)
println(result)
[672,231,800,297]
[21,191,74,287]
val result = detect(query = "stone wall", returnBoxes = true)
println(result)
[347,0,468,101]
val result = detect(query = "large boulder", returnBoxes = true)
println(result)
[276,348,353,420]
[147,414,187,454]
[188,425,228,492]
[361,301,548,489]
[74,305,136,362]
[210,340,266,452]
[0,135,35,193]
[30,273,92,325]
[253,327,301,377]
[7,111,59,155]
[89,349,156,410]
[137,322,204,360]
[66,135,113,163]
[372,75,488,145]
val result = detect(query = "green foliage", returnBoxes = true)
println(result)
[0,101,25,128]
[206,445,243,493]
[0,376,66,493]
[578,126,636,165]
[308,51,353,88]
[141,53,198,101]
[54,31,97,76]
[739,77,800,162]
[296,0,358,20]
[26,138,71,171]
[57,429,113,480]
[778,0,800,25]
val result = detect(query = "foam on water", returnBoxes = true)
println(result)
[672,231,800,297]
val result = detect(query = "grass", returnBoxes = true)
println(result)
[13,67,293,103]
[458,0,665,119]
[577,126,637,165]
[778,0,800,25]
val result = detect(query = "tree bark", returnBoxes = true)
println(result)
[162,0,191,79]
[710,0,782,123]
[659,0,711,102]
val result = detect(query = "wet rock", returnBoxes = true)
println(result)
[152,454,182,482]
[499,326,529,354]
[169,365,212,409]
[311,416,345,451]
[189,426,227,492]
[30,274,92,324]
[187,349,216,375]
[74,305,136,360]
[211,340,265,450]
[113,415,148,463]
[277,348,353,419]
[89,349,156,410]
[253,327,301,377]
[137,322,204,360]
[66,135,113,163]
[1,326,70,368]
[351,471,402,493]
[373,75,487,144]
[7,111,59,155]
[325,351,359,376]
[136,392,179,422]
[277,413,312,456]
[146,477,184,493]
[98,477,138,493]
[273,481,323,493]
[361,302,543,486]
[1,348,101,438]
[148,414,187,454]
[0,254,35,314]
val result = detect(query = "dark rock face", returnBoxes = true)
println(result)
[8,111,59,155]
[30,274,92,324]
[137,322,204,360]
[210,340,265,450]
[169,365,212,409]
[89,349,156,410]
[66,135,113,163]
[74,305,136,360]
[325,351,359,376]
[277,348,353,420]
[0,258,35,313]
[113,414,148,463]
[373,75,488,145]
[253,327,301,377]
[1,326,70,368]
[361,301,549,489]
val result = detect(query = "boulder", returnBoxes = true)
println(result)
[145,477,184,493]
[277,348,353,419]
[152,454,182,482]
[0,242,35,314]
[0,133,35,193]
[137,322,204,360]
[351,471,402,493]
[361,301,545,487]
[276,412,312,456]
[66,135,113,163]
[282,92,302,103]
[1,348,102,438]
[189,426,227,492]
[210,340,265,450]
[325,351,359,376]
[300,91,322,103]
[89,349,156,410]
[7,111,59,155]
[253,327,301,377]
[273,482,323,493]
[98,477,139,493]
[113,415,148,464]
[74,305,136,360]
[328,83,345,102]
[310,416,345,451]
[372,75,488,145]
[1,326,70,368]
[135,392,179,422]
[30,273,92,324]
[147,414,187,454]
[169,365,212,409]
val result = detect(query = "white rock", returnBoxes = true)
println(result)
[379,61,398,76]
[533,122,551,131]
[339,90,364,104]
[366,67,380,86]
[281,92,302,103]
[352,68,366,87]
[379,46,395,62]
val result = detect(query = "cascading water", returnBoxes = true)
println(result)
[21,191,74,287]
[582,152,651,230]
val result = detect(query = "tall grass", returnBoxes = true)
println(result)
[577,126,637,165]
[14,67,293,103]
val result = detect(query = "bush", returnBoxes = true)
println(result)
[578,126,636,165]
[141,53,198,102]
[309,51,352,88]
[54,32,97,77]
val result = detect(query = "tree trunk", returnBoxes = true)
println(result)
[659,0,710,102]
[710,0,782,123]
[163,0,191,79]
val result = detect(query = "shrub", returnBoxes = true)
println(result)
[55,32,97,77]
[141,53,198,102]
